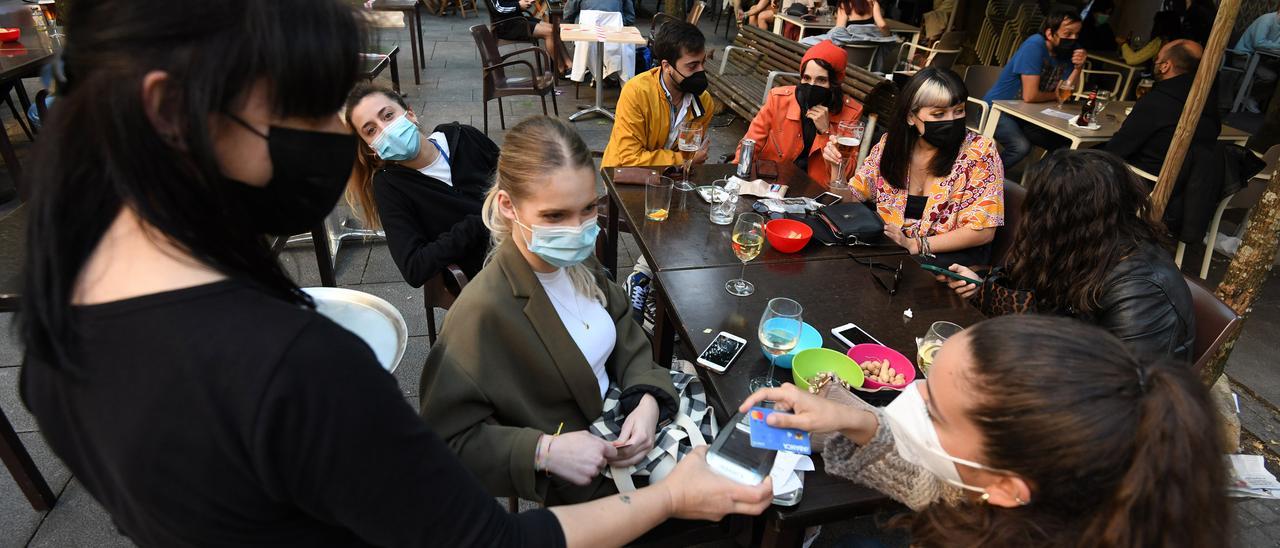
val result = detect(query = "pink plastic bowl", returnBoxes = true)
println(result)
[847,344,916,390]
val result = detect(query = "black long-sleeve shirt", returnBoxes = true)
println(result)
[375,123,496,287]
[21,280,565,547]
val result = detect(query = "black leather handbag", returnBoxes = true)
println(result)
[816,202,884,245]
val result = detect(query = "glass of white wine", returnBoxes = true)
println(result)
[917,321,962,376]
[726,212,764,296]
[751,297,803,391]
[676,124,704,192]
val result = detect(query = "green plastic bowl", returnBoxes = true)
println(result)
[792,347,864,393]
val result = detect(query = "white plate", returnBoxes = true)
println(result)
[303,287,409,373]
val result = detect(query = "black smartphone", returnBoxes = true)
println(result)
[919,263,983,285]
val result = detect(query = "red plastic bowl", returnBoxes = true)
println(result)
[847,344,916,390]
[0,28,19,43]
[764,218,813,254]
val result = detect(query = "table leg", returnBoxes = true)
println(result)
[606,193,620,281]
[760,516,804,548]
[0,407,55,512]
[390,51,402,94]
[772,16,782,35]
[568,41,615,121]
[415,7,426,69]
[652,282,675,367]
[406,8,422,85]
[1233,54,1260,113]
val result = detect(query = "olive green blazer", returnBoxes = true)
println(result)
[419,239,677,504]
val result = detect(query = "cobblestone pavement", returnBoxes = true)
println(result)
[3,2,1280,547]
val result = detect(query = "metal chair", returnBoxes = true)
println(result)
[1072,68,1125,99]
[425,264,470,345]
[1185,275,1242,374]
[470,24,559,135]
[842,44,879,71]
[894,30,964,72]
[962,65,1002,133]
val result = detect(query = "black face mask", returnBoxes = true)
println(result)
[225,116,357,236]
[919,117,967,149]
[796,83,832,111]
[1052,37,1078,62]
[671,64,708,96]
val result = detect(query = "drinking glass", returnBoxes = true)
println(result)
[751,297,803,391]
[1135,78,1154,100]
[38,0,63,38]
[645,176,674,222]
[829,120,864,190]
[709,177,736,225]
[1094,90,1111,116]
[916,321,962,376]
[726,212,765,296]
[676,124,704,192]
[1056,79,1074,108]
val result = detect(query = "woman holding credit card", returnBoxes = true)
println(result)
[740,315,1226,547]
[935,149,1194,365]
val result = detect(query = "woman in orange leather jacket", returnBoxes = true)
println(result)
[733,40,864,184]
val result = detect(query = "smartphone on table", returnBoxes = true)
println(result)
[696,331,747,373]
[831,322,883,348]
[814,192,842,208]
[706,411,776,486]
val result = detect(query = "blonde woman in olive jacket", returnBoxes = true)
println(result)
[419,116,677,505]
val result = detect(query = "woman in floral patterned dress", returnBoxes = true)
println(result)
[825,68,1004,266]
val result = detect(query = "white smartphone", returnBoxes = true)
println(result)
[706,411,776,486]
[814,191,842,208]
[696,331,748,373]
[831,322,883,348]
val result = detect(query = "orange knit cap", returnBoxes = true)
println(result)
[800,40,847,84]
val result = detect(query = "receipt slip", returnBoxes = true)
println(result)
[748,407,811,455]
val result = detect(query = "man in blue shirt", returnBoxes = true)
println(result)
[985,10,1086,170]
[1230,3,1280,113]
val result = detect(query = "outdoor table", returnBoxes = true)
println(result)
[770,14,920,45]
[1085,52,1138,101]
[1231,48,1280,113]
[560,24,647,121]
[372,0,425,86]
[656,257,986,547]
[981,99,1253,149]
[360,45,401,94]
[600,163,905,278]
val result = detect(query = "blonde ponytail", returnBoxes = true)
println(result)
[481,116,606,306]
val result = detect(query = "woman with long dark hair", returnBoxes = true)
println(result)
[343,84,495,286]
[18,1,770,545]
[742,315,1229,547]
[940,149,1195,363]
[733,40,864,185]
[827,67,1004,266]
[835,0,887,33]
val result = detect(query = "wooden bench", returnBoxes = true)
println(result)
[707,25,897,164]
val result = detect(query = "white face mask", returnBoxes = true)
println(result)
[883,381,1004,494]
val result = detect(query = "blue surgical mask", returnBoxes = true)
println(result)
[514,215,601,268]
[371,113,421,162]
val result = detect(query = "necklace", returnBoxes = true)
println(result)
[544,278,591,331]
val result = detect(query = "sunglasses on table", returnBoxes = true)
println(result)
[851,255,903,296]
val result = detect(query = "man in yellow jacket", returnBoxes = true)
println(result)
[601,21,715,168]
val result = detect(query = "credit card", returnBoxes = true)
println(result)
[748,407,811,455]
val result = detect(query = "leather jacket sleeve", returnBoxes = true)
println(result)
[1095,275,1192,364]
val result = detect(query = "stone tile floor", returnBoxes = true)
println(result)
[3,4,1280,547]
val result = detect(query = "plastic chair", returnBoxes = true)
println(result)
[962,65,1003,132]
[842,44,879,71]
[894,30,964,72]
[1192,145,1280,278]
[1185,275,1242,373]
[1072,69,1124,99]
[425,264,470,345]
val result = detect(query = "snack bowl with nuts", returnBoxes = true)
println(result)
[792,347,863,393]
[847,344,915,391]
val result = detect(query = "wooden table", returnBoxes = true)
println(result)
[372,0,425,86]
[981,99,1253,149]
[770,14,920,45]
[0,5,61,186]
[655,258,984,548]
[560,24,647,121]
[1085,52,1139,101]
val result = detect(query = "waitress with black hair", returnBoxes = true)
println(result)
[17,1,771,546]
[734,40,864,185]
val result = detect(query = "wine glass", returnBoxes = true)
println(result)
[916,321,961,376]
[726,212,765,296]
[675,124,704,192]
[751,298,803,391]
[829,120,864,190]
[1056,79,1075,109]
[1135,78,1154,100]
[1093,90,1111,116]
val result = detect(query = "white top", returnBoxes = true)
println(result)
[416,131,452,186]
[535,268,616,398]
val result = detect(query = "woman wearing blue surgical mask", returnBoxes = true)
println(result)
[343,84,497,285]
[741,315,1228,547]
[419,116,679,505]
